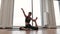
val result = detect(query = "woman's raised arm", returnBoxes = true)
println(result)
[21,8,27,17]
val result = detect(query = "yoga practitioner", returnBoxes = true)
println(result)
[20,8,38,30]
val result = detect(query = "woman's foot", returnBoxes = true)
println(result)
[19,27,31,30]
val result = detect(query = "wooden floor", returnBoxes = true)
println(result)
[0,28,60,34]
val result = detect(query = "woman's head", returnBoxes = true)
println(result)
[28,12,32,17]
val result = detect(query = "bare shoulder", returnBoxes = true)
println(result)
[30,17,32,20]
[25,16,28,18]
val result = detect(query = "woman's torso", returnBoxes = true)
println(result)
[25,16,31,24]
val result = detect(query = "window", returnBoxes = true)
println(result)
[53,1,60,26]
[0,0,1,9]
[13,0,32,26]
[13,0,42,26]
[33,0,41,26]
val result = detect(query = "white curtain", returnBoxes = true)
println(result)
[0,0,56,28]
[46,0,56,28]
[0,0,14,28]
[42,0,56,28]
[0,0,2,27]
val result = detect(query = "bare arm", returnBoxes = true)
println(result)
[31,17,38,27]
[21,8,27,17]
[31,17,38,21]
[35,20,38,27]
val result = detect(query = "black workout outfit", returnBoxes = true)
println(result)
[24,17,38,30]
[24,16,38,30]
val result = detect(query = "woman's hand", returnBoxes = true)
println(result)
[35,17,38,21]
[34,17,38,27]
[36,17,38,20]
[33,17,38,22]
[21,8,24,11]
[21,8,27,17]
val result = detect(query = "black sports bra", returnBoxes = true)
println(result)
[25,17,31,23]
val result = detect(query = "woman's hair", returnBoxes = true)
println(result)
[29,12,32,14]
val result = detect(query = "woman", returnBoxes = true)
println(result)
[20,8,38,30]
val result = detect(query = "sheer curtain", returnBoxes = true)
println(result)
[0,0,1,27]
[13,0,32,26]
[53,1,60,26]
[13,0,42,26]
[33,0,41,26]
[0,0,1,8]
[0,0,14,27]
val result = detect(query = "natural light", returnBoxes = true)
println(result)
[33,0,41,26]
[0,0,1,8]
[13,0,42,26]
[13,0,32,26]
[53,1,60,26]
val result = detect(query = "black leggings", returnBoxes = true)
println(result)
[24,24,38,30]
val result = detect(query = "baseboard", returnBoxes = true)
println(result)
[42,26,57,29]
[5,27,13,29]
[47,27,57,29]
[0,27,3,29]
[0,26,57,29]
